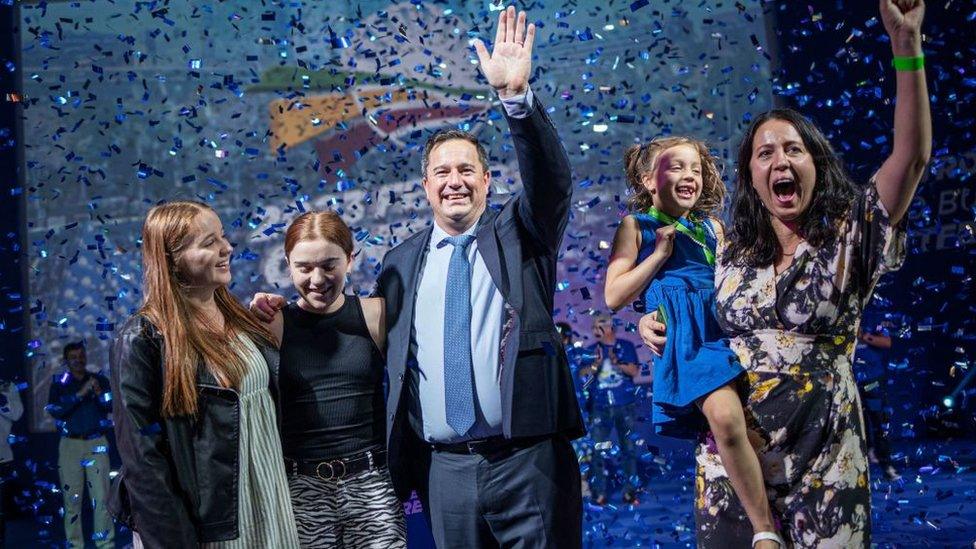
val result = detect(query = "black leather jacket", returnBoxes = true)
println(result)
[107,315,282,548]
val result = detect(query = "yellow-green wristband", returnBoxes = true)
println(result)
[892,55,924,71]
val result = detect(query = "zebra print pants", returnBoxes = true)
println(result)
[288,466,407,548]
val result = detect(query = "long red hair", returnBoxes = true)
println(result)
[139,201,275,417]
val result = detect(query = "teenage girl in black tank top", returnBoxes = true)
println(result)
[256,211,406,548]
[278,297,385,460]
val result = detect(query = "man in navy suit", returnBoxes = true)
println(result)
[375,7,583,547]
[253,7,583,547]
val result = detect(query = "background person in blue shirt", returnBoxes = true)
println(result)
[557,321,596,499]
[556,322,591,420]
[46,341,114,549]
[579,315,642,505]
[854,319,901,481]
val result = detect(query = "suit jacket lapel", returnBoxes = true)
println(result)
[397,226,433,363]
[475,208,511,302]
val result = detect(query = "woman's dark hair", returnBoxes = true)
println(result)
[725,108,858,268]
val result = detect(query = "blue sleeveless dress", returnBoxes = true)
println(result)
[634,213,743,439]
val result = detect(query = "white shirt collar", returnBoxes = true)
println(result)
[429,220,478,250]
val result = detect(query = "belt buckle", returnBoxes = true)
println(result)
[332,459,346,480]
[315,461,334,481]
[331,459,347,480]
[315,459,347,481]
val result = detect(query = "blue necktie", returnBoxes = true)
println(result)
[443,234,476,437]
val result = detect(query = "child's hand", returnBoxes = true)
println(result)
[653,224,677,258]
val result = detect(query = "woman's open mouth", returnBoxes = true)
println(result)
[772,177,797,205]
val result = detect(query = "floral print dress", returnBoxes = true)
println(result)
[695,184,906,548]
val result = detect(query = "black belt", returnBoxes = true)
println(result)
[285,448,386,481]
[430,435,551,455]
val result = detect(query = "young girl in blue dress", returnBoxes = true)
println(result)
[604,137,783,548]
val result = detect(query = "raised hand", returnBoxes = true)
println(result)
[880,0,924,55]
[472,6,536,99]
[873,0,930,225]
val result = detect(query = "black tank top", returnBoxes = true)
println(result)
[279,296,386,460]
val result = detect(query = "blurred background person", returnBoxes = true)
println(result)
[557,321,594,499]
[855,315,901,481]
[578,315,642,505]
[0,377,23,545]
[45,341,113,549]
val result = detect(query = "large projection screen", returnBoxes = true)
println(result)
[20,0,773,430]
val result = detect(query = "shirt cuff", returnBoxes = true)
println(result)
[499,87,534,119]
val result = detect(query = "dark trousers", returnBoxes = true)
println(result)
[427,435,582,549]
[858,383,894,466]
[588,402,638,498]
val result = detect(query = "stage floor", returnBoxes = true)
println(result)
[581,438,976,548]
[7,439,974,547]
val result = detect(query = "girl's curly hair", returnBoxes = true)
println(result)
[624,136,725,219]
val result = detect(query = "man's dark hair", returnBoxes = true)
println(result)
[63,340,86,361]
[421,129,490,176]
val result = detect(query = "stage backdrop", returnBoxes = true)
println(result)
[20,0,774,432]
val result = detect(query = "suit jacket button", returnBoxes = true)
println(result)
[398,373,405,381]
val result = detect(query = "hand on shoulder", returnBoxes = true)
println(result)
[360,297,387,352]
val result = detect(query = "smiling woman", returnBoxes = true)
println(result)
[109,200,299,548]
[282,210,355,315]
[686,2,932,546]
[725,108,858,271]
[172,208,234,292]
[254,210,406,548]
